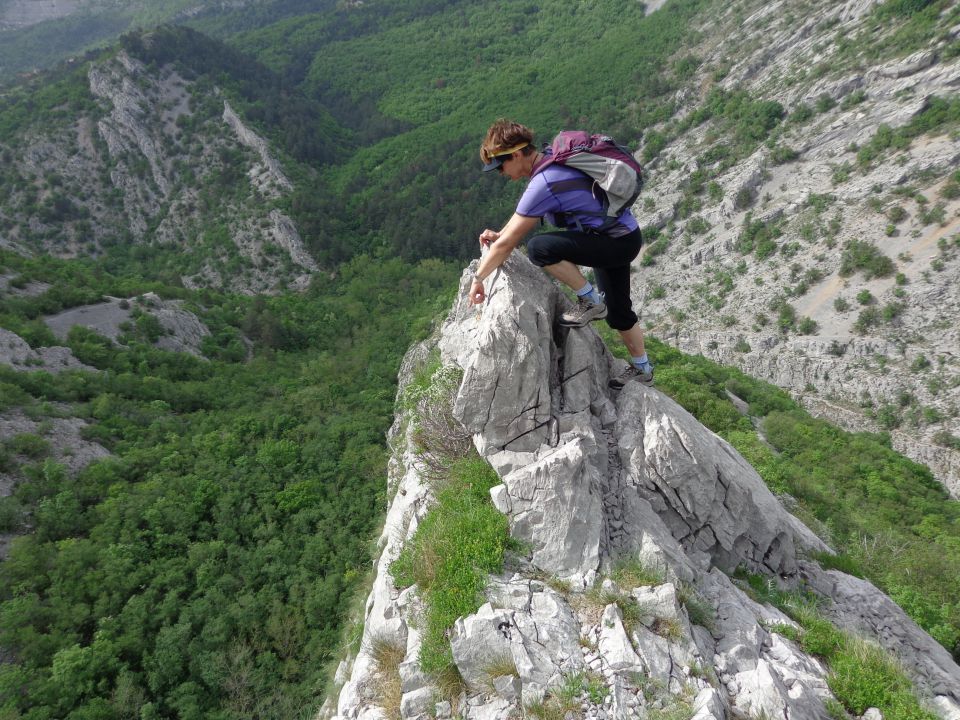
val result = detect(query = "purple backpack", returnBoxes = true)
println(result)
[531,130,644,231]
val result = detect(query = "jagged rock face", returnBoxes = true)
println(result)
[443,252,825,584]
[0,327,92,372]
[330,252,960,720]
[629,0,960,495]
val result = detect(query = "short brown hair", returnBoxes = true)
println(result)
[480,119,535,164]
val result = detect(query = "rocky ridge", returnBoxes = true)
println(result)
[629,0,960,495]
[328,251,960,720]
[0,49,316,292]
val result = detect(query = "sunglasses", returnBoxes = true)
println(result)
[494,153,513,173]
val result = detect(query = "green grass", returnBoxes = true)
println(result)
[737,570,934,720]
[389,454,510,673]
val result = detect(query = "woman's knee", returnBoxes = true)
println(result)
[527,235,555,267]
[605,308,638,331]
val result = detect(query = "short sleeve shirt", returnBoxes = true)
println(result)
[515,164,639,235]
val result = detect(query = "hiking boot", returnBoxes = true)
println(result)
[608,364,654,389]
[559,296,607,328]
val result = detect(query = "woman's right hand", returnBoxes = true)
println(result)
[479,229,499,247]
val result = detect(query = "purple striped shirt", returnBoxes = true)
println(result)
[516,164,638,235]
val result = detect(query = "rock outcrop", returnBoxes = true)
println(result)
[43,292,212,356]
[329,251,960,720]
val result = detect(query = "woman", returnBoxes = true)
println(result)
[469,119,654,388]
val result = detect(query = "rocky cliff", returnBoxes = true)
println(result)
[627,0,960,495]
[0,48,316,292]
[327,251,960,720]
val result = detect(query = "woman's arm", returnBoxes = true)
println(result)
[470,213,539,305]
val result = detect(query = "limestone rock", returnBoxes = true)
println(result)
[333,249,960,720]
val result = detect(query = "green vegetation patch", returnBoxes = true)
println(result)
[390,455,510,673]
[736,213,783,260]
[839,240,895,279]
[0,254,458,720]
[858,96,960,168]
[739,573,935,720]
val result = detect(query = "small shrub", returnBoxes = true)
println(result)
[882,302,904,322]
[887,205,907,223]
[833,297,850,312]
[932,431,960,449]
[840,89,867,110]
[649,284,666,300]
[853,308,881,334]
[790,104,814,123]
[734,187,755,210]
[815,93,837,113]
[707,181,723,203]
[839,240,895,279]
[797,316,818,335]
[832,163,852,185]
[8,433,51,459]
[771,145,799,164]
[734,337,751,352]
[920,203,947,226]
[687,216,711,235]
[910,355,931,372]
[856,289,875,305]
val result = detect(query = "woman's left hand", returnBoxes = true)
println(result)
[469,278,485,305]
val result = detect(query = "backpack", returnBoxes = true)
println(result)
[530,130,644,233]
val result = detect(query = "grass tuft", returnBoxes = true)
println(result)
[365,633,406,720]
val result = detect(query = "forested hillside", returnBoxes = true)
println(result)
[0,250,457,719]
[2,0,960,718]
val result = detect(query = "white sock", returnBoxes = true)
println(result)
[576,282,601,304]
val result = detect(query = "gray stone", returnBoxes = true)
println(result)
[449,603,515,689]
[598,604,644,672]
[400,688,434,719]
[398,660,429,694]
[492,674,521,702]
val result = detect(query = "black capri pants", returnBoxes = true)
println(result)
[527,227,643,331]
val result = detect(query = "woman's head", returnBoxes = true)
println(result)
[481,119,535,172]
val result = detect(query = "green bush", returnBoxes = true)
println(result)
[815,94,837,113]
[796,317,818,335]
[853,307,881,334]
[736,214,781,258]
[888,205,907,223]
[770,145,799,164]
[7,433,52,459]
[841,241,894,279]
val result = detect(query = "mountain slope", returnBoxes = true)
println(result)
[623,0,960,494]
[0,33,331,291]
